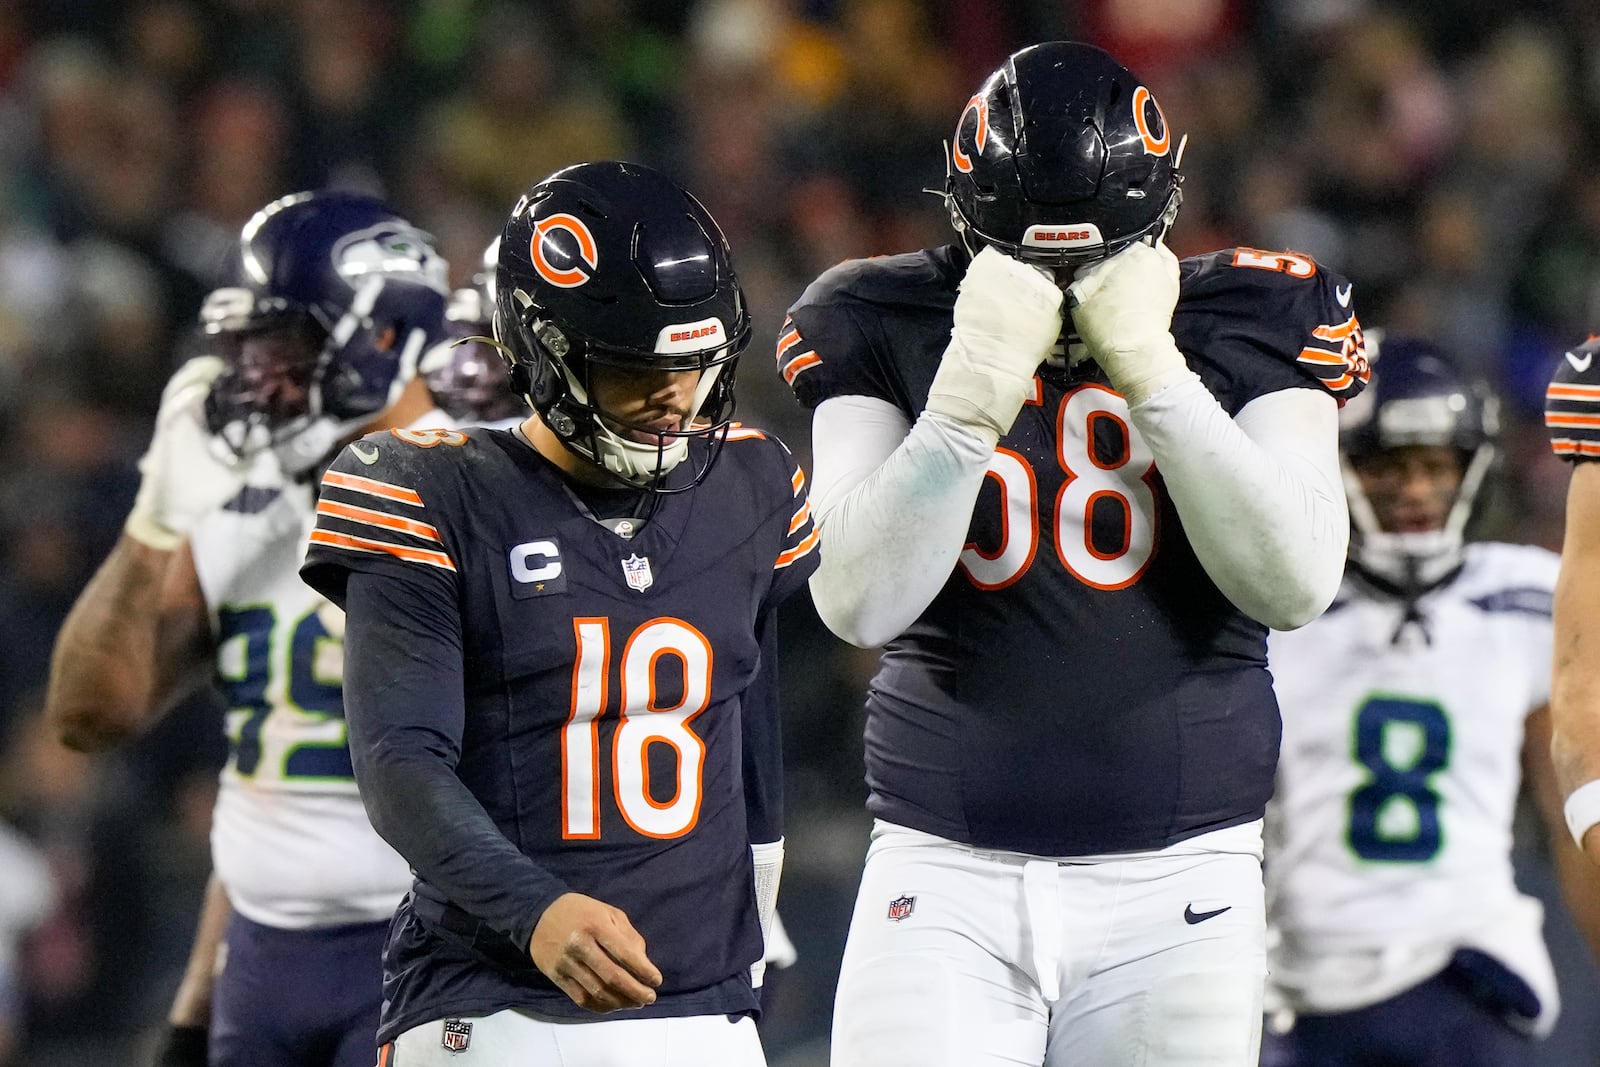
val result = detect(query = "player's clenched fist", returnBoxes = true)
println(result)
[1068,240,1192,406]
[125,356,248,550]
[530,892,663,1013]
[926,245,1064,441]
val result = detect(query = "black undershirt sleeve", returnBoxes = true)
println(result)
[342,568,569,954]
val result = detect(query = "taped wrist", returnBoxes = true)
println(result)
[1565,778,1600,849]
[124,509,185,552]
[750,838,784,988]
[1102,333,1194,407]
[925,334,1033,442]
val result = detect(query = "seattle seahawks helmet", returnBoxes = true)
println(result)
[202,190,451,474]
[945,42,1184,266]
[1340,333,1499,592]
[420,238,524,424]
[494,161,750,491]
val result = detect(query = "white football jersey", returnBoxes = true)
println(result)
[1265,541,1559,1026]
[194,416,456,929]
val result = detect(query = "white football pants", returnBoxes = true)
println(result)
[386,1009,765,1066]
[831,820,1267,1067]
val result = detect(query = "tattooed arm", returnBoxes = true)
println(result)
[46,534,213,751]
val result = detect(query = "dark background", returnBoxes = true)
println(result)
[0,1,1597,1063]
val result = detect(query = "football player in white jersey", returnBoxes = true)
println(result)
[420,238,526,431]
[1264,336,1600,1065]
[44,190,455,1067]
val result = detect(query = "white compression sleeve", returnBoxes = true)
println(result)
[808,395,996,648]
[1127,377,1347,630]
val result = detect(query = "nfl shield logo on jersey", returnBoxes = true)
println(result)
[887,894,916,921]
[441,1018,471,1052]
[621,553,654,592]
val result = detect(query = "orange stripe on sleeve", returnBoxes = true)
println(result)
[788,500,811,534]
[775,526,821,569]
[1296,348,1346,367]
[316,499,443,543]
[1547,383,1600,400]
[781,351,822,385]
[322,470,424,506]
[1546,413,1600,429]
[308,529,457,572]
[776,329,802,361]
[791,468,806,495]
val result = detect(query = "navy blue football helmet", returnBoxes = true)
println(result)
[202,190,451,474]
[420,238,524,424]
[1340,332,1499,590]
[494,161,750,491]
[945,42,1184,266]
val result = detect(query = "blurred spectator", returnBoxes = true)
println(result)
[0,2,1596,1062]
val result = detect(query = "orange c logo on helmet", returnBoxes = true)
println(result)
[530,213,599,288]
[1132,86,1170,156]
[951,94,989,174]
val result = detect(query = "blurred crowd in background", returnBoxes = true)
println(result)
[1,0,1599,1064]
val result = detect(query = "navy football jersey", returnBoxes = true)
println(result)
[783,243,1367,856]
[1545,334,1600,461]
[300,423,818,1038]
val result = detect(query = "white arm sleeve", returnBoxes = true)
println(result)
[1127,377,1347,630]
[808,395,995,648]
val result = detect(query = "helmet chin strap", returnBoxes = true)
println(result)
[1342,441,1496,595]
[558,359,728,488]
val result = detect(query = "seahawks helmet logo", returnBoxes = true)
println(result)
[331,223,448,291]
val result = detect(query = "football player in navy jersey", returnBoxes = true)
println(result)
[300,161,818,1066]
[44,191,456,1067]
[780,43,1369,1066]
[1544,333,1600,866]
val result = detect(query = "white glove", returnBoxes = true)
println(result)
[125,356,249,550]
[749,838,784,989]
[926,245,1064,442]
[1067,241,1194,406]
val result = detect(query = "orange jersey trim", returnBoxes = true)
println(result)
[316,499,443,544]
[776,327,802,361]
[775,526,821,569]
[1547,383,1600,400]
[788,500,812,534]
[308,529,456,571]
[322,470,424,506]
[781,351,822,385]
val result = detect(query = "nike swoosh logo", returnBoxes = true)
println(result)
[1183,904,1232,925]
[1335,283,1353,308]
[1568,351,1594,373]
[350,442,381,465]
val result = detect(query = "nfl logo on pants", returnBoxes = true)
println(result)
[887,895,915,921]
[441,1018,472,1053]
